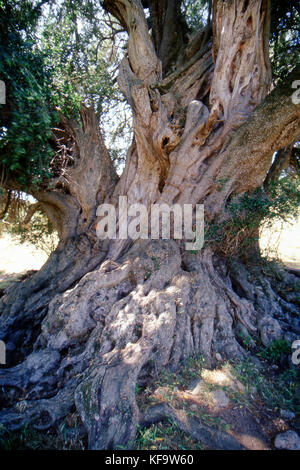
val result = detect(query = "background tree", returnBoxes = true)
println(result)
[0,0,299,450]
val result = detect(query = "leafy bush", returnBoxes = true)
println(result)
[204,175,300,258]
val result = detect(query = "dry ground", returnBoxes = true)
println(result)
[0,233,48,288]
[260,215,300,270]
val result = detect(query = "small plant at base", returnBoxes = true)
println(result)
[151,256,161,271]
[258,338,290,364]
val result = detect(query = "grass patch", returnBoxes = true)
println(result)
[257,338,290,364]
[228,357,299,421]
[134,421,203,450]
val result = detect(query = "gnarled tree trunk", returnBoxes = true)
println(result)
[0,106,118,364]
[0,0,299,450]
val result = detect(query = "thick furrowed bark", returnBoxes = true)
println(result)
[63,242,300,449]
[211,0,272,122]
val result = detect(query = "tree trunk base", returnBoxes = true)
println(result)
[0,240,299,449]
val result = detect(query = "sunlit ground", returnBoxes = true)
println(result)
[0,215,299,285]
[259,214,300,270]
[0,233,48,284]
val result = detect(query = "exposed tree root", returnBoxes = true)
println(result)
[0,380,78,432]
[139,402,244,450]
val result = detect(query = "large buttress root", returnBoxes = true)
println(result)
[0,240,299,449]
[72,242,259,449]
[0,235,106,365]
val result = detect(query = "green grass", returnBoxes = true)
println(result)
[134,421,203,450]
[257,338,290,364]
[229,358,299,419]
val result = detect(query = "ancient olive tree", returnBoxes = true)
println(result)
[0,0,300,449]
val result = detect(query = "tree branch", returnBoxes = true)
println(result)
[102,0,161,84]
[20,202,42,229]
[0,190,12,220]
[264,144,294,187]
[147,0,188,75]
[203,65,300,212]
